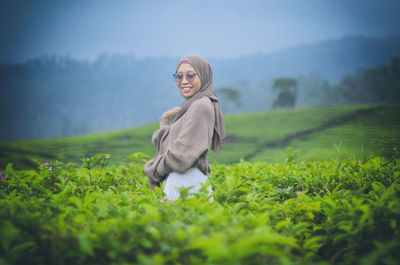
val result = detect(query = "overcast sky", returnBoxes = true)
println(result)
[1,0,400,63]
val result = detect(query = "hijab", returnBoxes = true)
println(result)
[171,54,225,154]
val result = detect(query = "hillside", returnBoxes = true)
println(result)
[1,104,399,170]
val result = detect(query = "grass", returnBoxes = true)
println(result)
[285,104,400,161]
[1,103,399,169]
[210,104,400,164]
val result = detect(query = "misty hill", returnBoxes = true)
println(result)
[233,35,400,82]
[1,35,399,141]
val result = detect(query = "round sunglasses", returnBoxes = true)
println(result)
[172,72,198,83]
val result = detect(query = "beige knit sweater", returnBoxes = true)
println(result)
[144,97,215,191]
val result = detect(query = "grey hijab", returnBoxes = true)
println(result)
[171,54,225,154]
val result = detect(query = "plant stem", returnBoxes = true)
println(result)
[99,159,105,179]
[51,171,56,192]
[119,164,134,182]
[88,166,92,185]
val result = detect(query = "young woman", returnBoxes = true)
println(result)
[144,54,225,201]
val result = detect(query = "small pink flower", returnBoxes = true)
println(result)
[296,191,302,194]
[0,172,4,179]
[49,166,53,171]
[40,162,49,167]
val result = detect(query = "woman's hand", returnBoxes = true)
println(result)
[162,106,181,118]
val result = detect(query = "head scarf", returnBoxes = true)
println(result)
[171,54,225,154]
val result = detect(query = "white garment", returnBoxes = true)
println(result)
[163,167,214,201]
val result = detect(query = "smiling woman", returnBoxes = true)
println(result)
[144,54,225,201]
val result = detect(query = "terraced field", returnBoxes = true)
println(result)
[1,104,399,169]
[217,104,400,164]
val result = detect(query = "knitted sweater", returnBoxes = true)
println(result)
[144,97,215,191]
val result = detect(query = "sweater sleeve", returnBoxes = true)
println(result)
[144,100,214,190]
[151,116,170,154]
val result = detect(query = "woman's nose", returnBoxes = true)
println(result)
[181,75,189,84]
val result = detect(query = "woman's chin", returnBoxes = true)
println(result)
[181,91,193,98]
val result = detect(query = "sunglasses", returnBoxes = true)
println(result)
[173,71,198,83]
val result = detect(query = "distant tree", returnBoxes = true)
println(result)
[333,57,400,104]
[296,72,332,107]
[215,87,242,113]
[272,77,298,109]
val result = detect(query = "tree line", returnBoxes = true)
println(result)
[216,58,400,110]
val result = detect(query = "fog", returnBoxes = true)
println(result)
[1,0,400,141]
[1,0,400,63]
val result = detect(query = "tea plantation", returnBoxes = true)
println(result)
[1,153,399,265]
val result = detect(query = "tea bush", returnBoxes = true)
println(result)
[0,154,399,265]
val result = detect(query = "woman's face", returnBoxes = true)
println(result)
[176,63,201,99]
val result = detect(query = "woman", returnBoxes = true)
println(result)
[144,54,225,201]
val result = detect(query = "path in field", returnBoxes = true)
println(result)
[242,106,382,160]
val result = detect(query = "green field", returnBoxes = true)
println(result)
[1,104,399,169]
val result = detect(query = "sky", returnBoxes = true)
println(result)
[1,0,400,63]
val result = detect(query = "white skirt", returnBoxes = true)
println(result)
[163,167,214,201]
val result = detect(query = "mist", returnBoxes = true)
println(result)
[1,0,400,140]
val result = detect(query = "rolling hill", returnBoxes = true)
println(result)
[1,104,399,170]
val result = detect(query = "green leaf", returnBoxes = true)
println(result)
[303,236,323,251]
[78,233,94,255]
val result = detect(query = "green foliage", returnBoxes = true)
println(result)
[215,87,241,104]
[326,58,400,105]
[283,146,300,166]
[296,58,400,107]
[273,78,298,92]
[272,77,298,109]
[215,87,242,113]
[1,153,399,264]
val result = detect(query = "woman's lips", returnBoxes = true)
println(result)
[181,87,192,93]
